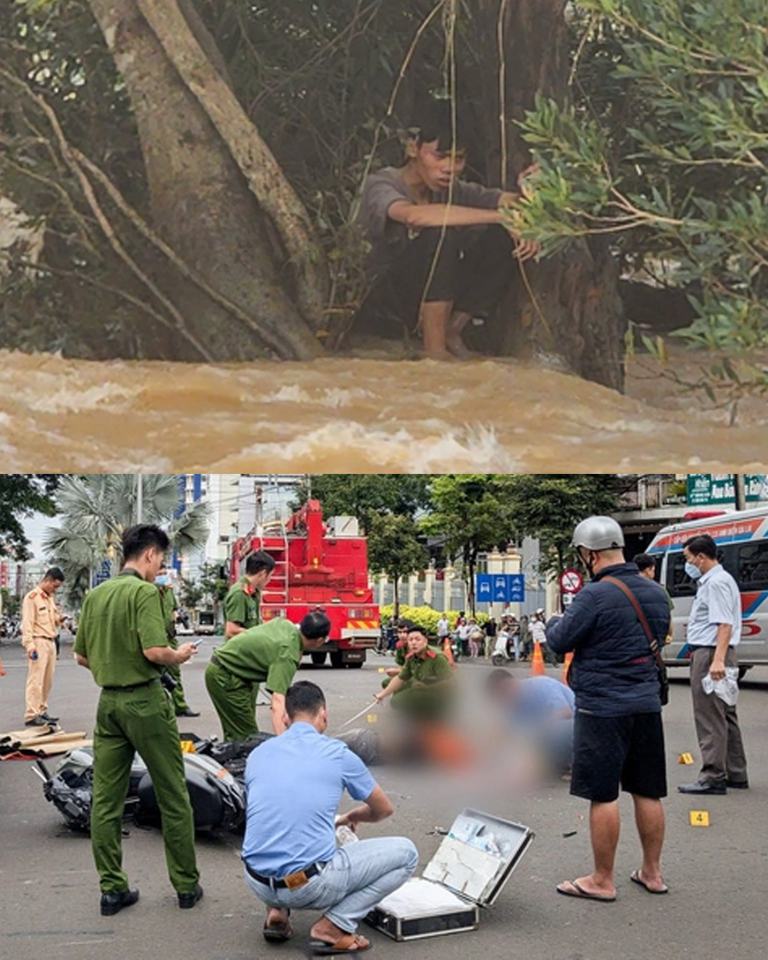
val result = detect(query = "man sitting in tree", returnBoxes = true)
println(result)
[353,99,538,360]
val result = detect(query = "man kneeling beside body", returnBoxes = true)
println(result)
[242,681,417,953]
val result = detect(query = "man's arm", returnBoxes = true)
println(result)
[388,199,503,230]
[375,674,405,703]
[269,692,288,735]
[546,593,597,655]
[75,654,90,669]
[225,621,245,639]
[143,643,199,665]
[21,593,36,653]
[710,623,732,681]
[335,785,393,830]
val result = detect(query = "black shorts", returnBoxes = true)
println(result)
[570,711,667,803]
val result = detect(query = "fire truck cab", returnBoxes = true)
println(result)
[230,499,379,667]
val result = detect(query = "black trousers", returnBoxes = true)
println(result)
[354,224,515,338]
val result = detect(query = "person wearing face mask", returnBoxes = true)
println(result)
[677,534,748,795]
[546,517,671,902]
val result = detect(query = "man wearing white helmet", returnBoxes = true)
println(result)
[547,516,671,902]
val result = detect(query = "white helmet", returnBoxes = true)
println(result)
[572,516,624,551]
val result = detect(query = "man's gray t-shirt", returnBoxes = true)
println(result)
[358,166,503,279]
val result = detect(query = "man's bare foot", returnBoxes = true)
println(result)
[446,336,482,360]
[266,906,290,926]
[421,348,461,362]
[556,874,616,901]
[310,916,346,943]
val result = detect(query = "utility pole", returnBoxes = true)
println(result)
[734,474,747,511]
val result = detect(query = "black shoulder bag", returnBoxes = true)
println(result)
[603,576,670,707]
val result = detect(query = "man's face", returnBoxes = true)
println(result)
[407,631,429,656]
[396,626,409,644]
[42,579,63,597]
[682,548,702,572]
[413,139,467,192]
[639,565,656,581]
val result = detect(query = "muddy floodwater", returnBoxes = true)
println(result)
[1,347,766,471]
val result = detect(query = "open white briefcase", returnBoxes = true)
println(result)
[365,808,534,941]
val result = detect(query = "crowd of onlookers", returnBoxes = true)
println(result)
[379,609,557,664]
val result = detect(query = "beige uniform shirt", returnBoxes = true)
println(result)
[22,586,60,648]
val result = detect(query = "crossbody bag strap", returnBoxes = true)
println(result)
[602,576,664,669]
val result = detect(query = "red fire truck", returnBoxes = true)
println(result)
[229,499,380,667]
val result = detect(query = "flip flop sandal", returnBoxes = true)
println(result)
[630,870,669,894]
[263,910,293,942]
[309,933,371,954]
[556,879,616,902]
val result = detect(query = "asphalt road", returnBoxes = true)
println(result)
[1,637,767,960]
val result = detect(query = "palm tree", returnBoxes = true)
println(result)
[43,475,210,608]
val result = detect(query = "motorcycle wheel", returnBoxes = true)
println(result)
[491,654,505,666]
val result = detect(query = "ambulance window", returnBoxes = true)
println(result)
[736,542,768,590]
[667,552,697,598]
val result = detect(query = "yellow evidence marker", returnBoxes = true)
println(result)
[678,753,695,764]
[689,811,710,827]
[366,714,378,724]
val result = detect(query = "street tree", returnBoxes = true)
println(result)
[366,513,430,621]
[420,475,515,615]
[302,475,433,533]
[42,474,210,607]
[0,475,59,560]
[499,474,625,575]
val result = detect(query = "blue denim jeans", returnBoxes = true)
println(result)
[244,837,418,934]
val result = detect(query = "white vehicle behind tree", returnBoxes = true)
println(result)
[648,506,768,672]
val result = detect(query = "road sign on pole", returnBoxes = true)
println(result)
[559,569,583,594]
[476,573,525,604]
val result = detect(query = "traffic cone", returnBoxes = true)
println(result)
[561,651,574,685]
[443,637,456,669]
[531,641,546,676]
[0,656,5,676]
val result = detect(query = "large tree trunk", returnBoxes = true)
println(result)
[87,0,325,361]
[468,0,626,392]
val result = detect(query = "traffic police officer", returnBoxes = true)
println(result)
[22,566,65,726]
[224,550,275,638]
[156,563,199,718]
[205,613,330,740]
[74,524,203,916]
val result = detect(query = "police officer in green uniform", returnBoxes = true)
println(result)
[156,563,199,718]
[374,624,455,720]
[205,613,330,740]
[74,524,203,916]
[224,551,276,638]
[381,620,413,690]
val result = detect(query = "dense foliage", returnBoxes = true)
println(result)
[515,0,768,353]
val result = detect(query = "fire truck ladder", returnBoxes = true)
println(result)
[261,484,290,605]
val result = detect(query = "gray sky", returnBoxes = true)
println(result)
[24,511,56,560]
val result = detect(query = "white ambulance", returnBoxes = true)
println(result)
[647,506,768,670]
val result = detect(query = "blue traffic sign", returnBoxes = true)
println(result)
[476,573,525,603]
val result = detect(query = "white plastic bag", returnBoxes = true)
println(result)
[701,667,739,706]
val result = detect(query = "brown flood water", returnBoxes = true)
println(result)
[1,347,766,471]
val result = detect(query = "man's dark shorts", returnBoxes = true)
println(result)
[570,711,667,803]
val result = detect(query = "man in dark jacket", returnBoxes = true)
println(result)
[547,516,671,903]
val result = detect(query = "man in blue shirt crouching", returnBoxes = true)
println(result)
[241,680,418,953]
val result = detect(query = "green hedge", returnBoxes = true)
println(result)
[380,605,488,638]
